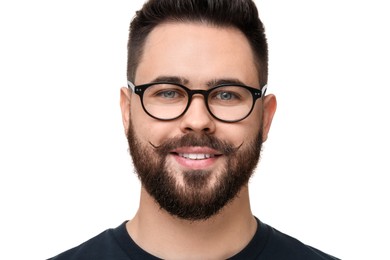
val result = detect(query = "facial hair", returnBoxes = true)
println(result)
[127,121,263,221]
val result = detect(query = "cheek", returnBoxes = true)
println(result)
[148,124,178,145]
[228,126,261,147]
[129,97,153,138]
[218,109,262,145]
[130,109,179,146]
[246,104,263,135]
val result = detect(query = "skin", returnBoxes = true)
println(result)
[120,22,277,259]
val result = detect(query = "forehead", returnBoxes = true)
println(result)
[135,22,259,87]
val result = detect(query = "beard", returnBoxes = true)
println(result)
[127,120,263,221]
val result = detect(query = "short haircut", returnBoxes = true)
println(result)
[127,0,268,87]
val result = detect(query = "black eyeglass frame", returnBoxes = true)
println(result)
[127,81,267,123]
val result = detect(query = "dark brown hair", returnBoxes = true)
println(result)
[127,0,268,86]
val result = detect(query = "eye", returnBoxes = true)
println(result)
[216,91,236,100]
[213,90,241,101]
[209,86,250,106]
[151,86,186,100]
[157,90,180,99]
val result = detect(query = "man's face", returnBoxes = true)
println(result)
[121,23,276,220]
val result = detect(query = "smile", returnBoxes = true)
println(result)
[178,153,216,160]
[170,147,222,169]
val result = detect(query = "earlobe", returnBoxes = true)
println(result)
[261,94,277,142]
[120,87,132,134]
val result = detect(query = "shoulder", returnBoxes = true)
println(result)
[261,222,340,260]
[48,222,129,260]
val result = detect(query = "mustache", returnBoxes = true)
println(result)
[149,133,242,156]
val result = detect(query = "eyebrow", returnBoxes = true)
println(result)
[151,76,248,88]
[151,76,189,85]
[206,78,247,88]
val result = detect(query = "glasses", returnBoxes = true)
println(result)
[127,81,267,123]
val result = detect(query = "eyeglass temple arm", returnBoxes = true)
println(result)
[261,84,267,96]
[127,81,136,91]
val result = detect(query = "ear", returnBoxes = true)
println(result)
[261,94,277,142]
[120,87,132,134]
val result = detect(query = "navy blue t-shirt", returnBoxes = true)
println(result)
[49,218,340,259]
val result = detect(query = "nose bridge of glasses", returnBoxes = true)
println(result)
[189,88,208,96]
[187,88,209,103]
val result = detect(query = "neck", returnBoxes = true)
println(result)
[126,186,257,259]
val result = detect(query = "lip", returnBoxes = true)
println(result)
[170,146,222,170]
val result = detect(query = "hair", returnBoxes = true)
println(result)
[127,0,268,87]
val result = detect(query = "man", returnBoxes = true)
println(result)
[50,0,339,259]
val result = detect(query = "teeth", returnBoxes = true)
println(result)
[179,153,215,160]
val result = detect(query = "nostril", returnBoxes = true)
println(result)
[183,126,211,133]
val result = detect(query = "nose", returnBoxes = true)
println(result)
[179,95,216,134]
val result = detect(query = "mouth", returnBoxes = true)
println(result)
[177,153,217,160]
[170,147,223,169]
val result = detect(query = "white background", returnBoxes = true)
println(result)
[0,0,389,259]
